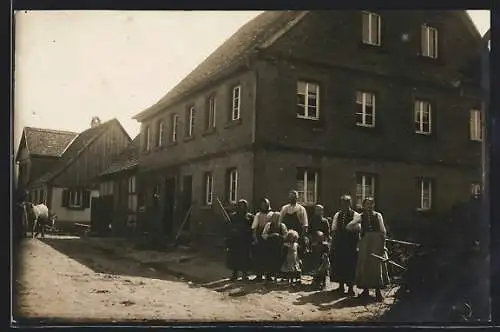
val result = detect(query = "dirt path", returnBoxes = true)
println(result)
[15,237,393,323]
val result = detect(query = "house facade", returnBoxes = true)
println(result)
[133,11,483,243]
[96,135,139,235]
[23,118,132,225]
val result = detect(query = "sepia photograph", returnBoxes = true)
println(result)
[12,9,491,325]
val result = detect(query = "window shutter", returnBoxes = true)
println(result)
[83,190,91,209]
[62,189,69,207]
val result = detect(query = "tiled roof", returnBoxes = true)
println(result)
[31,119,120,185]
[133,11,307,121]
[23,127,78,157]
[98,134,140,177]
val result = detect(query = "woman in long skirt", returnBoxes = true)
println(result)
[347,197,389,302]
[251,198,273,281]
[330,195,361,296]
[261,212,288,282]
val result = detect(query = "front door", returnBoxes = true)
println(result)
[181,175,193,231]
[162,178,176,236]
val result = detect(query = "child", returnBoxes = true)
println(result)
[310,231,331,290]
[281,229,302,284]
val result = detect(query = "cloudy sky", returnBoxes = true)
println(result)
[13,10,490,156]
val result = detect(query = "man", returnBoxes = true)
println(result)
[225,199,254,281]
[279,190,309,261]
[330,195,361,296]
[347,197,389,302]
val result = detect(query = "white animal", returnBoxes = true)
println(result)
[25,203,55,238]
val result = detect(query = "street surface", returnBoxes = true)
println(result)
[14,236,394,323]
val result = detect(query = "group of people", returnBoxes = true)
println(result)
[224,190,390,302]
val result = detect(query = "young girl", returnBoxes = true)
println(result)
[281,229,302,284]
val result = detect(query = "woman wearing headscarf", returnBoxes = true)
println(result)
[251,198,273,281]
[225,199,254,281]
[261,211,288,282]
[347,197,390,302]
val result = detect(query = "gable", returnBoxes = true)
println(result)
[22,127,78,158]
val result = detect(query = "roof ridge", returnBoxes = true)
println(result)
[25,126,79,135]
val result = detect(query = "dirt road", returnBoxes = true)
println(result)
[14,236,394,323]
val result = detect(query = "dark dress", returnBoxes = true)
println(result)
[251,212,272,275]
[330,209,360,284]
[282,209,309,259]
[225,212,254,272]
[308,215,331,240]
[263,222,288,275]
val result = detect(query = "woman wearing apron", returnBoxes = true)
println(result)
[279,190,309,262]
[251,198,273,281]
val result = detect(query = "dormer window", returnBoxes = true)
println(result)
[362,11,381,46]
[421,25,438,59]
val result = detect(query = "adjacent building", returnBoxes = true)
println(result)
[132,10,483,243]
[17,117,132,225]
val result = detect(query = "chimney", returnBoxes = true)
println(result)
[91,116,101,128]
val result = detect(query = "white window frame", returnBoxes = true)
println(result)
[187,106,195,137]
[355,174,376,209]
[421,25,438,59]
[69,190,82,208]
[208,96,217,129]
[471,182,481,196]
[297,81,320,120]
[470,109,482,141]
[296,169,319,205]
[204,172,214,206]
[356,91,376,127]
[231,86,241,121]
[418,178,433,211]
[228,169,238,204]
[157,120,164,147]
[362,11,381,46]
[128,176,137,213]
[144,126,151,151]
[415,100,432,135]
[171,113,178,142]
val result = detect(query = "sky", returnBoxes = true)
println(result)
[13,10,490,158]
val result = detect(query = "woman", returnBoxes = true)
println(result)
[279,190,309,261]
[261,211,288,282]
[225,199,254,281]
[347,197,389,302]
[330,195,361,296]
[251,198,273,281]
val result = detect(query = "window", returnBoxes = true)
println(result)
[144,126,151,152]
[100,181,113,196]
[418,178,433,211]
[414,100,432,135]
[362,11,381,46]
[186,106,195,137]
[128,176,137,213]
[421,25,438,59]
[206,96,217,130]
[297,81,320,120]
[470,109,482,141]
[204,172,214,205]
[227,168,238,204]
[231,85,241,121]
[471,182,481,196]
[356,91,376,127]
[156,120,164,147]
[170,113,178,142]
[69,190,82,208]
[296,168,319,205]
[356,173,376,208]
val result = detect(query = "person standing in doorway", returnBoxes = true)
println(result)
[225,199,254,281]
[347,197,389,302]
[251,198,273,281]
[330,195,361,296]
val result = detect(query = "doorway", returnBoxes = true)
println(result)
[181,175,193,231]
[163,177,176,236]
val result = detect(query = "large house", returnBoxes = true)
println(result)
[132,11,483,243]
[17,117,132,225]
